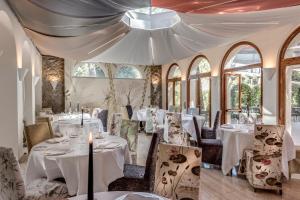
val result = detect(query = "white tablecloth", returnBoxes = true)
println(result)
[132,109,166,125]
[54,119,103,136]
[25,134,131,196]
[52,113,91,121]
[69,191,167,200]
[217,124,296,179]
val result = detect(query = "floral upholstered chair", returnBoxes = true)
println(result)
[145,108,159,133]
[110,113,123,136]
[164,112,186,145]
[0,147,68,200]
[239,125,284,194]
[120,119,139,155]
[154,143,201,200]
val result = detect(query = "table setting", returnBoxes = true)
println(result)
[217,123,296,178]
[25,132,131,196]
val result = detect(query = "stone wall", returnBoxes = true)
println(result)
[150,66,162,108]
[42,55,65,113]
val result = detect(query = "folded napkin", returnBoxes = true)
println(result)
[118,193,161,200]
[44,149,70,156]
[94,142,121,149]
[46,137,68,144]
[221,124,235,129]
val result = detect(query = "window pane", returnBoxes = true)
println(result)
[168,65,181,79]
[189,79,197,107]
[285,33,300,59]
[115,66,142,79]
[73,63,106,78]
[190,57,211,76]
[200,77,210,126]
[174,81,181,107]
[225,45,261,69]
[168,82,174,107]
[226,75,240,110]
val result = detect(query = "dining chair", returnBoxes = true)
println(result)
[239,124,284,194]
[110,113,123,136]
[201,110,221,139]
[108,132,159,192]
[98,109,108,132]
[120,119,139,162]
[25,123,52,153]
[0,147,68,199]
[36,117,54,138]
[145,108,158,134]
[193,116,223,167]
[164,112,186,145]
[126,105,133,120]
[154,143,202,200]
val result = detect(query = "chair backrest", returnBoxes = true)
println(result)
[154,143,201,200]
[212,111,221,131]
[254,124,284,155]
[165,112,184,145]
[126,105,133,120]
[0,147,25,200]
[25,123,52,152]
[36,117,54,138]
[110,113,123,136]
[92,108,102,119]
[144,133,158,181]
[98,109,108,131]
[120,119,139,153]
[145,108,158,133]
[193,116,202,146]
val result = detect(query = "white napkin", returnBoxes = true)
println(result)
[221,124,235,129]
[120,193,160,200]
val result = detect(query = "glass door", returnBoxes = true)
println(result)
[225,73,241,124]
[199,77,211,126]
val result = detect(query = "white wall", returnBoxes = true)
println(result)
[0,0,42,158]
[64,60,151,112]
[162,23,300,125]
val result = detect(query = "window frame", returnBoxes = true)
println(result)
[114,65,144,80]
[220,41,264,124]
[166,63,182,109]
[72,62,107,79]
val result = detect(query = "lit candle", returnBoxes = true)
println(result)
[88,132,93,200]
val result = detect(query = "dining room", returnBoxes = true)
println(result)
[0,0,300,200]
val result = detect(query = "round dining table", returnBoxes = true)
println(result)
[25,133,131,196]
[68,191,167,200]
[217,124,296,178]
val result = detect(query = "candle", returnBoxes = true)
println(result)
[88,132,94,200]
[81,108,84,127]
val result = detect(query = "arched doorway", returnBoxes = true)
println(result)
[166,63,181,111]
[187,55,211,126]
[279,27,300,146]
[221,42,263,124]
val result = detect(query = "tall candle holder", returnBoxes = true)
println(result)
[88,132,94,200]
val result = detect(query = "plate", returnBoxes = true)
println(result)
[115,192,164,200]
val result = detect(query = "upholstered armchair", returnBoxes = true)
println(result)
[98,109,108,132]
[145,108,158,133]
[154,143,202,200]
[164,112,187,145]
[25,123,52,153]
[193,116,223,166]
[110,113,123,136]
[0,147,68,200]
[201,110,220,139]
[108,133,159,192]
[120,119,139,159]
[240,125,284,194]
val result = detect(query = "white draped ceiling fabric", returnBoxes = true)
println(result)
[7,0,300,65]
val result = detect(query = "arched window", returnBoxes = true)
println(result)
[279,27,300,146]
[221,42,263,124]
[166,63,181,110]
[187,55,211,126]
[115,66,143,79]
[72,62,106,78]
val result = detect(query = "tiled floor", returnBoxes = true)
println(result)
[20,133,300,200]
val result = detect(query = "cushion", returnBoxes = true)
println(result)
[124,164,145,179]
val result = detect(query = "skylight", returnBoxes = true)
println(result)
[122,7,180,30]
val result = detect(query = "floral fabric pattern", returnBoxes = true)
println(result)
[239,125,284,191]
[165,112,186,145]
[110,113,123,136]
[154,143,201,200]
[145,108,159,133]
[120,120,139,154]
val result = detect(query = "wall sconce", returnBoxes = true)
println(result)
[17,68,29,82]
[48,75,60,91]
[263,68,276,80]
